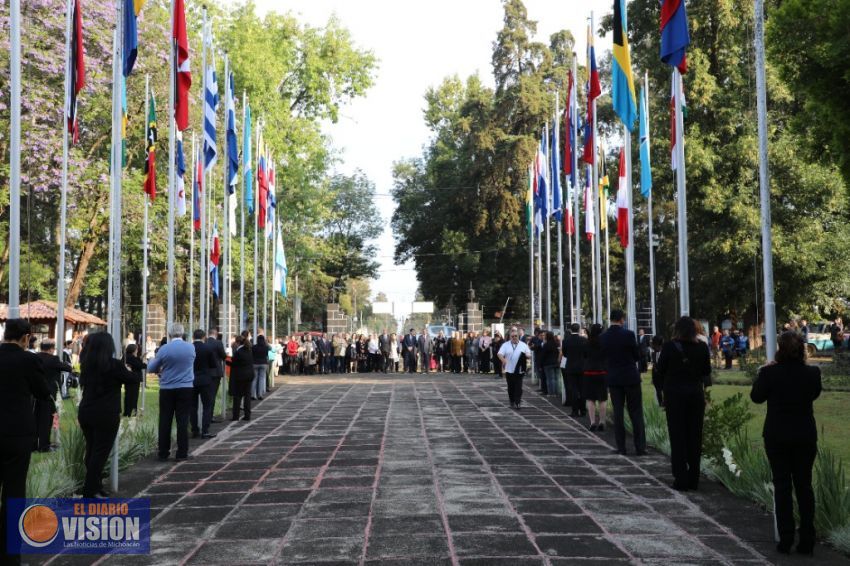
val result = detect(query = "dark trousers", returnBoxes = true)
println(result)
[191,383,214,435]
[505,372,524,405]
[335,356,345,373]
[608,384,646,453]
[159,387,193,459]
[566,372,584,414]
[1,437,33,565]
[538,367,547,394]
[724,352,733,369]
[78,411,120,498]
[664,388,705,488]
[493,355,502,377]
[210,376,222,412]
[405,350,416,373]
[123,382,140,417]
[231,393,251,420]
[451,355,462,373]
[766,441,817,548]
[480,350,491,373]
[35,398,55,450]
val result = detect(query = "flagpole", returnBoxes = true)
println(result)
[253,120,260,339]
[166,0,177,333]
[536,226,542,327]
[544,124,552,330]
[645,71,657,336]
[56,0,73,346]
[240,91,247,332]
[589,167,597,324]
[528,165,535,363]
[141,75,150,413]
[222,53,230,351]
[263,203,268,335]
[673,67,689,316]
[602,154,611,323]
[207,168,214,328]
[572,54,580,325]
[625,128,637,332]
[198,8,208,332]
[754,0,777,361]
[591,11,603,325]
[190,134,196,330]
[7,0,21,317]
[555,95,564,335]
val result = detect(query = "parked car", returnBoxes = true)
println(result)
[427,324,457,338]
[805,323,834,356]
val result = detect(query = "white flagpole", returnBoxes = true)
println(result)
[190,134,196,331]
[166,0,177,332]
[674,67,689,316]
[645,71,657,336]
[754,0,777,362]
[263,203,268,335]
[7,0,21,317]
[253,121,260,339]
[56,0,73,345]
[544,124,552,330]
[199,8,208,332]
[555,94,564,335]
[536,226,542,327]
[572,54,581,325]
[625,128,637,332]
[591,11,602,325]
[141,75,150,413]
[529,166,535,343]
[206,168,214,328]
[240,91,247,332]
[602,156,611,323]
[222,54,230,344]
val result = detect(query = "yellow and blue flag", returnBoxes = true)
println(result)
[612,0,638,130]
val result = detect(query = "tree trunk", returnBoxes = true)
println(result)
[65,208,107,308]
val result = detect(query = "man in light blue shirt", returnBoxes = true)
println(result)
[148,323,195,461]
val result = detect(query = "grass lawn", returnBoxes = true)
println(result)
[640,372,850,464]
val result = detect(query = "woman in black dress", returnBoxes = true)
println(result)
[582,324,607,431]
[228,335,255,421]
[751,331,822,555]
[78,332,141,498]
[491,332,505,378]
[655,316,711,491]
[122,344,146,417]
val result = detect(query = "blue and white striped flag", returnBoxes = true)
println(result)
[226,72,238,192]
[203,48,219,171]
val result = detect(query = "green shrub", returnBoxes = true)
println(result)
[702,391,753,466]
[740,349,767,382]
[828,524,850,555]
[709,431,774,510]
[814,446,850,535]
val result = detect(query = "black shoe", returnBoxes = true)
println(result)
[230,417,240,421]
[597,424,605,432]
[612,449,627,455]
[589,423,598,431]
[672,481,690,492]
[776,543,792,555]
[241,417,251,421]
[201,433,216,439]
[570,411,580,417]
[796,543,814,556]
[175,455,192,461]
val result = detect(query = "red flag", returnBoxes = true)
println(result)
[67,0,85,144]
[616,148,629,248]
[144,148,156,200]
[565,207,575,236]
[172,0,191,131]
[210,228,220,267]
[257,156,268,229]
[564,70,573,177]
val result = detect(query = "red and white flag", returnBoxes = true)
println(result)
[616,148,629,248]
[67,0,85,144]
[584,167,595,241]
[173,0,191,131]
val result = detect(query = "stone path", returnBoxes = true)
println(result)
[72,374,844,564]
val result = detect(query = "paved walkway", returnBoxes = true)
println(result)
[87,374,842,564]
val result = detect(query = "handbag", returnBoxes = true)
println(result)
[430,357,437,370]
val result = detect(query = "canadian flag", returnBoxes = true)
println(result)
[616,148,629,248]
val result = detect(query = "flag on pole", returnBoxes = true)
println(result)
[203,48,218,170]
[257,135,268,229]
[193,154,202,231]
[266,160,276,239]
[526,164,534,241]
[122,0,143,77]
[243,103,253,214]
[551,118,562,222]
[612,0,638,130]
[660,0,690,73]
[226,72,238,192]
[172,0,191,131]
[210,224,220,298]
[584,166,595,241]
[274,224,288,297]
[67,0,85,144]
[599,174,609,232]
[120,78,128,167]
[639,86,652,197]
[670,75,687,170]
[537,135,548,218]
[616,148,629,247]
[176,132,186,216]
[581,25,601,165]
[564,70,575,188]
[143,91,157,200]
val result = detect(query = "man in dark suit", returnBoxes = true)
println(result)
[417,329,432,373]
[402,329,418,373]
[0,319,51,564]
[378,329,391,373]
[207,329,227,423]
[600,310,646,456]
[563,323,588,416]
[34,340,71,452]
[190,330,219,439]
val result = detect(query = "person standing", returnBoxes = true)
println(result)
[600,310,645,456]
[720,330,735,369]
[638,329,651,373]
[148,323,196,461]
[541,331,560,397]
[497,328,531,409]
[710,326,722,369]
[0,319,50,563]
[449,331,463,373]
[189,330,218,439]
[379,329,391,373]
[583,324,608,431]
[418,328,432,373]
[530,329,546,394]
[650,335,665,406]
[402,329,418,373]
[563,324,588,415]
[751,331,822,555]
[830,318,843,353]
[491,331,505,378]
[433,330,447,372]
[655,317,711,491]
[122,344,145,418]
[228,335,255,421]
[34,340,71,451]
[479,330,492,374]
[251,335,270,399]
[206,330,227,422]
[77,332,140,497]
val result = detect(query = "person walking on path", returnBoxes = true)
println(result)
[655,317,712,491]
[600,309,646,456]
[0,319,50,564]
[228,335,255,421]
[190,330,219,439]
[541,331,560,398]
[35,339,72,450]
[78,332,140,497]
[583,324,608,431]
[251,335,270,399]
[497,328,531,410]
[751,331,822,555]
[148,323,195,461]
[563,323,587,415]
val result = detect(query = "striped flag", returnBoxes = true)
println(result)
[670,74,687,170]
[203,46,218,170]
[226,72,238,191]
[210,224,220,298]
[273,223,288,297]
[616,148,629,247]
[661,0,690,73]
[243,104,253,214]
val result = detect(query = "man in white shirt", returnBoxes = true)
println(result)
[497,328,531,410]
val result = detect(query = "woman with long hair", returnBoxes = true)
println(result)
[541,331,560,397]
[122,343,146,417]
[78,332,140,498]
[583,324,608,431]
[655,316,711,491]
[751,331,822,555]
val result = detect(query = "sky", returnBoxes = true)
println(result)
[254,0,613,313]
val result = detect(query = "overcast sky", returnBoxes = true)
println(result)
[254,0,613,312]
